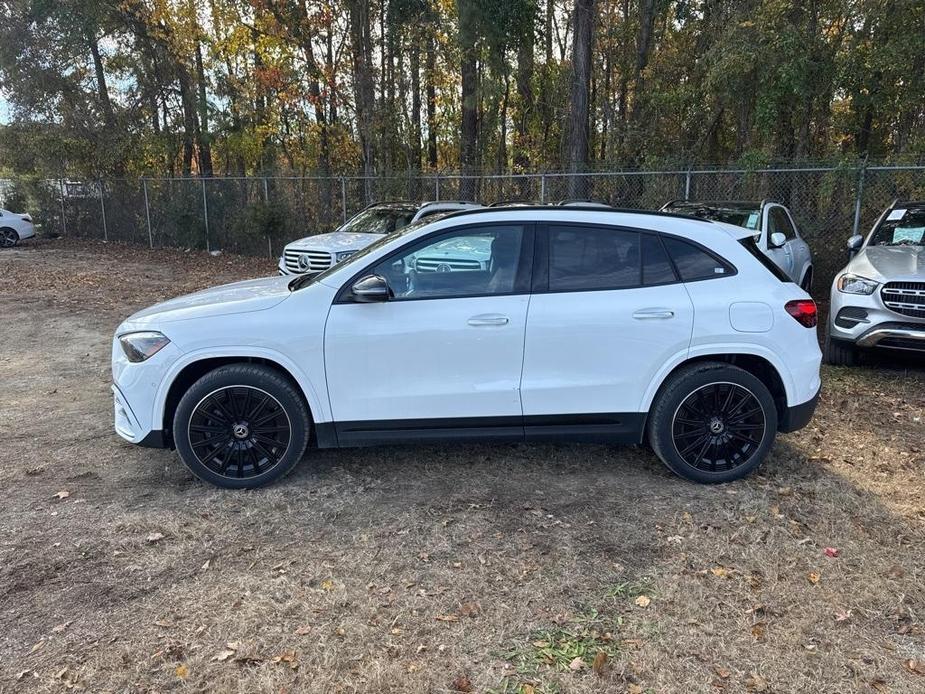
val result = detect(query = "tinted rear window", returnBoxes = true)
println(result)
[548,226,640,290]
[662,237,734,281]
[738,238,791,282]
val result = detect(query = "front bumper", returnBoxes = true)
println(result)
[779,387,820,433]
[828,284,925,351]
[855,322,925,352]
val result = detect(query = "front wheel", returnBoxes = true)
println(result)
[0,227,19,248]
[173,364,311,489]
[648,363,778,484]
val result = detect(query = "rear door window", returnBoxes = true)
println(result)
[548,226,640,291]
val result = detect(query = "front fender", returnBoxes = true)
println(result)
[150,346,332,431]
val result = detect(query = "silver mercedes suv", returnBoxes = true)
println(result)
[825,200,925,365]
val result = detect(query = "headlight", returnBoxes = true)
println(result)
[335,250,357,262]
[119,331,170,363]
[836,274,878,295]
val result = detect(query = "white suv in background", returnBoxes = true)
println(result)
[113,207,821,489]
[0,208,35,247]
[662,200,814,290]
[278,200,482,275]
[825,200,925,365]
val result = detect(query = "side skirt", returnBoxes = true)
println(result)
[316,414,647,449]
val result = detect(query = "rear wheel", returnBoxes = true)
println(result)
[823,328,858,367]
[173,364,311,489]
[0,227,18,248]
[648,362,778,484]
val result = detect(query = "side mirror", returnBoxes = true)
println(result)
[847,234,863,259]
[351,274,390,302]
[769,232,787,249]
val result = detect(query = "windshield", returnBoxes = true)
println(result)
[289,216,441,291]
[341,207,416,235]
[668,204,761,231]
[868,208,925,247]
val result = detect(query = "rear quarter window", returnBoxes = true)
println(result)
[662,237,734,281]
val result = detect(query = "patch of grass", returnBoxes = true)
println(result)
[497,609,621,676]
[603,577,654,601]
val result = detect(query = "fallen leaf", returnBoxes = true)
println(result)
[714,665,732,679]
[29,640,45,654]
[321,579,335,591]
[294,625,312,635]
[146,532,165,543]
[451,674,473,692]
[457,602,480,618]
[569,656,585,670]
[751,622,767,640]
[745,672,768,691]
[522,685,536,694]
[905,659,925,676]
[634,595,651,608]
[153,620,173,628]
[592,651,608,675]
[824,547,840,558]
[175,664,189,679]
[628,685,643,694]
[201,559,211,571]
[834,608,852,622]
[435,614,459,622]
[52,621,72,633]
[532,640,550,648]
[55,667,68,680]
[272,651,299,670]
[808,572,821,584]
[53,490,70,500]
[213,649,235,662]
[711,566,730,578]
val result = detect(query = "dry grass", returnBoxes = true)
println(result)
[1,239,923,693]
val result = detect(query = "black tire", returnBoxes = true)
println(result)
[0,227,19,248]
[647,362,778,484]
[172,364,311,489]
[823,329,857,367]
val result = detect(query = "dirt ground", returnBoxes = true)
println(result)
[1,239,924,693]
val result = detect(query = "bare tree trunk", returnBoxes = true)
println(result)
[425,32,438,169]
[564,0,594,197]
[513,16,535,172]
[410,35,422,172]
[348,0,376,196]
[195,41,213,176]
[457,0,479,200]
[88,34,116,129]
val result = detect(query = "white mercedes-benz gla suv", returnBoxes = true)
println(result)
[112,207,821,489]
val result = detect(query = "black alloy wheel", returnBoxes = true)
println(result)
[187,386,291,479]
[671,382,766,473]
[173,364,311,489]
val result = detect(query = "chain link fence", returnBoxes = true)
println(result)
[2,164,924,297]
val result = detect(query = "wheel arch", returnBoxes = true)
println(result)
[642,351,790,422]
[154,349,328,446]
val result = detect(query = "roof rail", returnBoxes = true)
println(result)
[440,205,714,224]
[488,199,541,207]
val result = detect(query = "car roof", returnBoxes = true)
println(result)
[894,200,925,209]
[437,206,753,242]
[666,200,764,209]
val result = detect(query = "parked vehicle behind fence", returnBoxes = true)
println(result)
[825,200,925,365]
[661,200,813,290]
[113,206,821,489]
[278,200,482,275]
[0,208,35,248]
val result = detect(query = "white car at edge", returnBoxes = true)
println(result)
[112,207,821,489]
[0,208,35,247]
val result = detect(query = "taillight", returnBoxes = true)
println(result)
[785,299,817,328]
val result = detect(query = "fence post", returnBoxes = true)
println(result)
[684,169,692,201]
[201,178,210,252]
[540,174,547,203]
[59,179,68,236]
[143,178,153,248]
[851,159,867,238]
[99,179,109,242]
[263,177,272,259]
[434,173,441,201]
[340,176,347,224]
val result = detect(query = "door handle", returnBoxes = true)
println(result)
[467,314,510,326]
[632,309,675,320]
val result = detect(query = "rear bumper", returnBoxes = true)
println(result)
[779,388,820,433]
